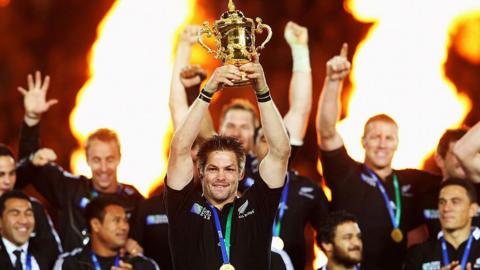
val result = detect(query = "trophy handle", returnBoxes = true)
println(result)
[197,22,218,56]
[254,17,272,51]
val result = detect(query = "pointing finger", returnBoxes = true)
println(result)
[340,43,348,58]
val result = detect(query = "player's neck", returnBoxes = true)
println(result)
[365,161,392,181]
[208,196,235,210]
[443,224,471,249]
[327,260,358,270]
[91,237,118,257]
[93,181,118,194]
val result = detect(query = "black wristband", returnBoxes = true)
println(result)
[256,91,271,103]
[198,88,213,103]
[201,88,213,98]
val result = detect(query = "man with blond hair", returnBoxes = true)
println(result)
[16,72,144,252]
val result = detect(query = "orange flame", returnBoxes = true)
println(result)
[0,0,9,7]
[450,12,480,64]
[69,0,197,197]
[314,1,479,269]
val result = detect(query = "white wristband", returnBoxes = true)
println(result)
[289,137,304,146]
[290,44,311,72]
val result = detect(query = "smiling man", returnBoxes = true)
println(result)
[0,144,62,268]
[0,190,56,269]
[316,44,441,270]
[15,72,144,251]
[166,58,290,269]
[54,197,158,270]
[318,211,363,270]
[406,178,480,270]
[419,128,478,240]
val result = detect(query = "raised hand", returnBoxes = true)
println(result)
[326,43,351,81]
[284,21,308,46]
[180,64,207,89]
[124,238,144,257]
[180,25,201,46]
[17,71,58,124]
[31,148,57,167]
[204,65,241,93]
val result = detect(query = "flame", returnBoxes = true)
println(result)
[314,1,479,268]
[336,0,478,169]
[0,0,9,7]
[69,0,197,197]
[450,12,480,64]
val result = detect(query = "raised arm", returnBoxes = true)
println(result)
[454,121,480,183]
[282,21,312,145]
[179,65,216,139]
[169,25,200,130]
[168,25,216,139]
[315,43,350,151]
[167,65,241,190]
[240,59,291,188]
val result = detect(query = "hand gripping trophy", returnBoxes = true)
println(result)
[198,0,272,86]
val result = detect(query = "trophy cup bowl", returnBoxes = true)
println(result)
[198,0,272,87]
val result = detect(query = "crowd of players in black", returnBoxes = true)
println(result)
[1,21,480,270]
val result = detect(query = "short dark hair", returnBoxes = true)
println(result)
[0,144,15,160]
[440,177,477,203]
[0,190,31,216]
[362,114,398,138]
[197,135,246,173]
[220,99,258,129]
[436,128,468,158]
[85,128,121,156]
[85,196,125,231]
[319,211,358,250]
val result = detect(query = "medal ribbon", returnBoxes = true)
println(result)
[361,166,401,230]
[272,173,290,237]
[441,231,474,270]
[90,252,120,270]
[208,204,234,264]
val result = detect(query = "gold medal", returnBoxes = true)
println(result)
[271,236,285,250]
[220,264,235,270]
[391,228,403,243]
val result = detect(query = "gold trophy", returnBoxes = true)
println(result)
[198,0,272,86]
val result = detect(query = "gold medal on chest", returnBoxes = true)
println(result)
[391,228,403,243]
[220,264,235,270]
